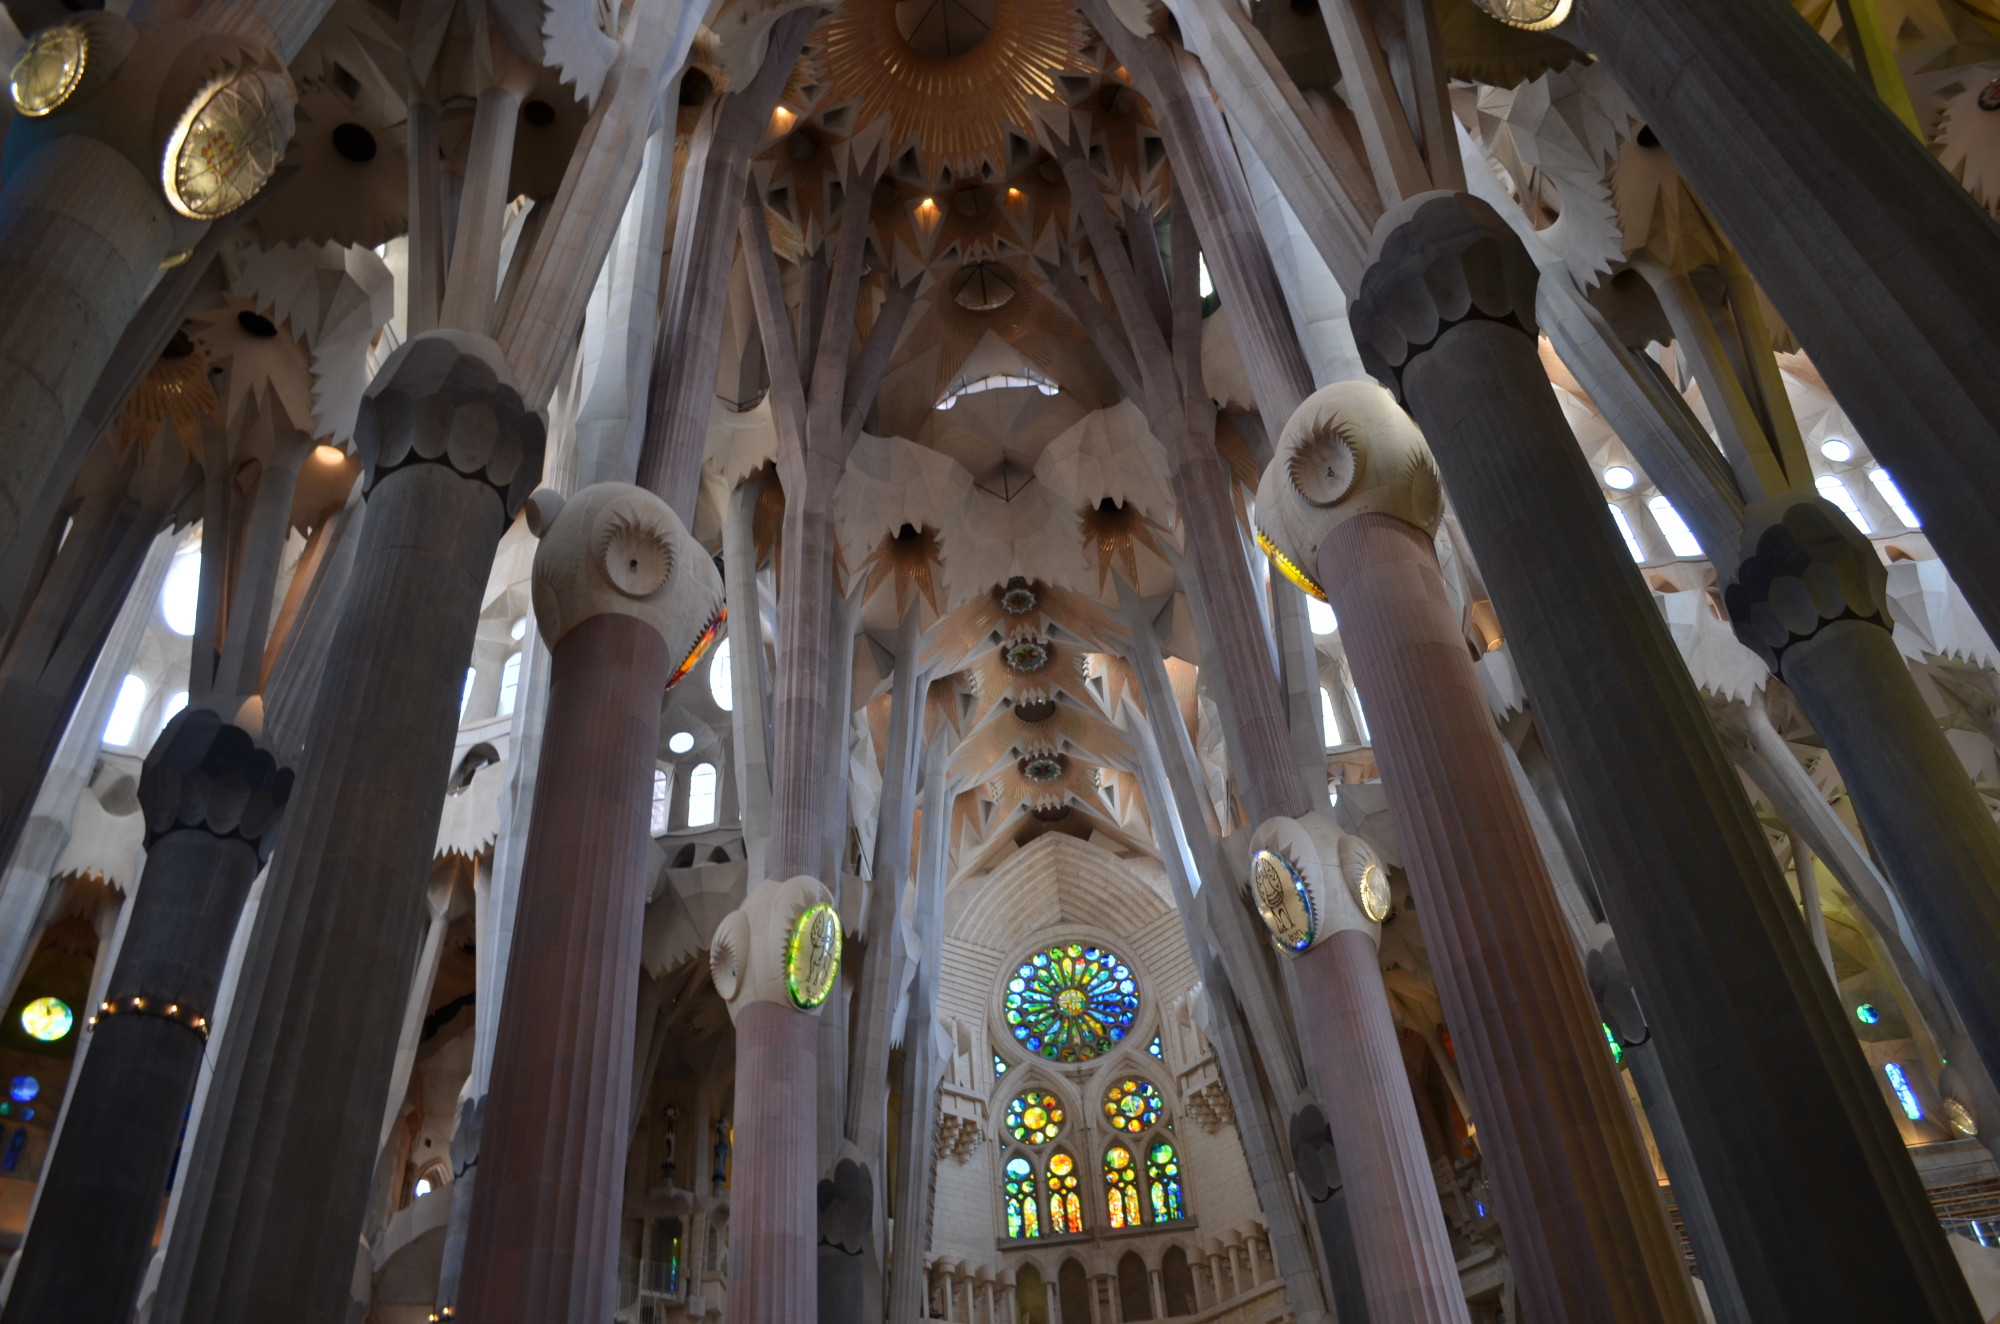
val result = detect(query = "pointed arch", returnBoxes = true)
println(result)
[1047,1149,1084,1233]
[1104,1143,1141,1228]
[1145,1139,1184,1222]
[1004,1153,1043,1238]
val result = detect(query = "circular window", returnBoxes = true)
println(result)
[1103,1078,1163,1133]
[20,997,72,1043]
[8,1076,38,1103]
[1003,943,1138,1063]
[1005,1090,1064,1144]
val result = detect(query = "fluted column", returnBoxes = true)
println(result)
[1258,381,1695,1322]
[710,875,843,1324]
[1348,189,1977,1323]
[151,332,544,1324]
[1558,0,2000,639]
[458,483,721,1319]
[1248,814,1470,1323]
[1,702,289,1324]
[1727,495,2000,1098]
[0,15,291,563]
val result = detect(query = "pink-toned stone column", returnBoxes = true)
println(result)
[1260,813,1470,1324]
[457,484,721,1321]
[708,872,841,1324]
[1266,383,1695,1321]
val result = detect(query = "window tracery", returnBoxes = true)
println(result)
[1003,943,1138,1062]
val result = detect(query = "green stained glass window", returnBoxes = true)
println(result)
[1003,943,1138,1062]
[1105,1145,1141,1228]
[1147,1141,1184,1222]
[1103,1078,1164,1134]
[1048,1151,1084,1233]
[1005,1090,1065,1145]
[1004,1155,1042,1238]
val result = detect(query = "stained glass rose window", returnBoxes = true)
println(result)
[1103,1078,1164,1134]
[1003,943,1138,1062]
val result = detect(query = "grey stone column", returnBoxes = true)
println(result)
[1349,188,1977,1323]
[1727,495,2000,1109]
[457,485,720,1322]
[1,704,289,1324]
[1561,0,2000,638]
[151,332,543,1324]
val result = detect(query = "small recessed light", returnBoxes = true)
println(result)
[313,444,346,464]
[668,731,695,754]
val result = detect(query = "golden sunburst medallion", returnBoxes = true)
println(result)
[163,70,292,219]
[9,23,87,117]
[817,0,1089,174]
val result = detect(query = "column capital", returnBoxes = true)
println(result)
[1723,492,1890,672]
[1350,190,1541,402]
[1255,380,1444,598]
[1247,811,1386,955]
[709,875,843,1020]
[138,698,293,861]
[526,482,724,658]
[356,331,546,517]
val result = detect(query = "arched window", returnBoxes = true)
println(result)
[1319,687,1343,747]
[460,667,477,720]
[650,769,671,836]
[1306,597,1337,635]
[686,763,718,828]
[1161,1246,1197,1316]
[161,549,201,635]
[708,637,734,711]
[1003,1154,1042,1238]
[1645,495,1704,557]
[1105,1145,1141,1228]
[1868,467,1920,528]
[1,1128,24,1172]
[1814,475,1873,534]
[1607,502,1646,562]
[498,652,522,716]
[1146,1141,1185,1222]
[1047,1150,1084,1233]
[1116,1250,1154,1321]
[158,690,189,735]
[103,676,148,747]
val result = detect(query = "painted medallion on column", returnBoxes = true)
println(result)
[162,70,291,219]
[1469,0,1572,30]
[1250,848,1316,952]
[1354,856,1392,924]
[785,902,843,1009]
[8,24,87,117]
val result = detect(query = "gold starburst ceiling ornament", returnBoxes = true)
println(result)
[855,524,946,617]
[118,332,218,460]
[1079,498,1171,594]
[816,0,1090,175]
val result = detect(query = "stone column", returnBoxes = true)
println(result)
[456,485,721,1320]
[0,15,291,562]
[1257,381,1696,1323]
[150,332,544,1324]
[1561,0,2000,639]
[710,875,843,1324]
[1727,494,2000,1094]
[0,701,288,1324]
[1251,814,1470,1324]
[1348,189,1977,1323]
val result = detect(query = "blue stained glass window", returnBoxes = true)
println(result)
[1004,1155,1042,1238]
[1602,1023,1623,1065]
[1,1129,23,1172]
[1147,1141,1185,1221]
[1856,1003,1882,1025]
[1003,943,1139,1063]
[1148,1035,1162,1059]
[8,1076,37,1103]
[993,1054,1007,1077]
[1885,1062,1925,1121]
